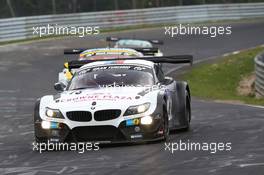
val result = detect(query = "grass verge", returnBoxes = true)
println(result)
[181,46,264,106]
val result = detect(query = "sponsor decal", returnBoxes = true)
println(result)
[59,93,135,103]
[77,65,152,76]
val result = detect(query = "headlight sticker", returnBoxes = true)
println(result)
[126,119,140,126]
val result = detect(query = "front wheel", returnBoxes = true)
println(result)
[183,94,191,131]
[163,109,170,141]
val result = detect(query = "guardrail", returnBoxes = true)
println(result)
[1,3,264,42]
[255,52,264,97]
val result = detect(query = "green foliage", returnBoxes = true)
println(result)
[182,47,264,105]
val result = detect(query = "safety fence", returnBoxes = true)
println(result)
[1,3,264,42]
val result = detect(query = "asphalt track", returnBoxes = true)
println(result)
[0,20,264,175]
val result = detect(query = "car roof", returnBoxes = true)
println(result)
[80,59,155,70]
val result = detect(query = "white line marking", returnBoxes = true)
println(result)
[0,90,19,93]
[239,163,264,168]
[217,100,264,109]
[20,131,34,136]
[223,53,230,57]
[245,104,264,109]
[232,51,240,54]
[166,44,264,75]
[57,167,68,174]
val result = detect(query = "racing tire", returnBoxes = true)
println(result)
[175,82,191,131]
[182,93,191,131]
[163,108,170,142]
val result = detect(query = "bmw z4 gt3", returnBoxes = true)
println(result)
[34,57,192,143]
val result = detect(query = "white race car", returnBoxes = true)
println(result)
[34,56,192,143]
[106,37,164,56]
[59,48,144,87]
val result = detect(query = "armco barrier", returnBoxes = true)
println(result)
[255,52,264,97]
[0,3,264,42]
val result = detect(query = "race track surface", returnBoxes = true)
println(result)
[0,20,264,175]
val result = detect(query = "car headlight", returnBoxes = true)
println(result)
[141,116,153,125]
[45,108,64,119]
[124,103,150,116]
[41,121,51,129]
[41,121,61,129]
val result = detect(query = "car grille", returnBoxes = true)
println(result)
[66,111,92,122]
[71,126,125,141]
[94,109,121,121]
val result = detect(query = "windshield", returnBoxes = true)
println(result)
[116,40,153,48]
[68,65,154,90]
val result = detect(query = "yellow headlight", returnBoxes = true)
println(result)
[141,116,153,125]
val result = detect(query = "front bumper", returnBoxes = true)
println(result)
[35,115,164,143]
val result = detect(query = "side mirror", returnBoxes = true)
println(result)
[163,77,174,85]
[54,82,66,92]
[165,76,173,81]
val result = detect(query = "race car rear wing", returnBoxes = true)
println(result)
[64,48,159,56]
[66,55,193,70]
[106,37,164,45]
[135,48,159,55]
